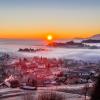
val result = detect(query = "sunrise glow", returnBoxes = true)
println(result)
[0,0,99,39]
[47,35,53,41]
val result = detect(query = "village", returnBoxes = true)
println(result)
[0,53,99,88]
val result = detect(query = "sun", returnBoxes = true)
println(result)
[47,35,53,41]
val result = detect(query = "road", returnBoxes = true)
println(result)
[0,88,89,100]
[0,83,93,100]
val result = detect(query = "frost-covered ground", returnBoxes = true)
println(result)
[0,88,89,100]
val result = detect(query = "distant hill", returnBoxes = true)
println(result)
[73,37,84,40]
[82,34,100,43]
[82,39,100,43]
[89,34,100,40]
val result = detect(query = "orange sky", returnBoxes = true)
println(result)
[0,27,99,39]
[0,32,98,40]
[0,0,100,39]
